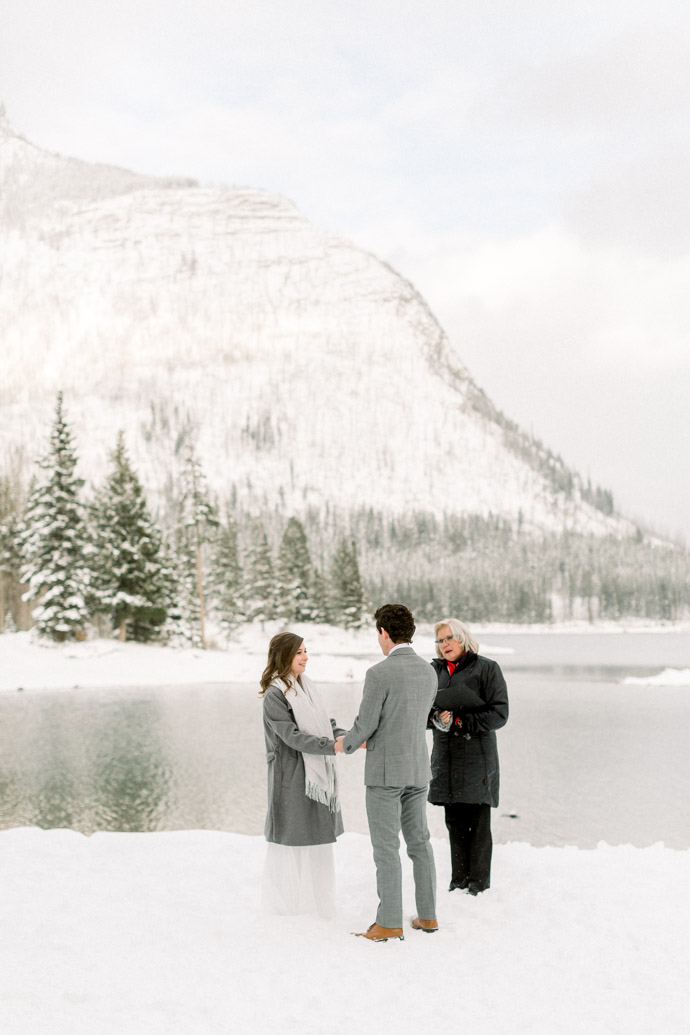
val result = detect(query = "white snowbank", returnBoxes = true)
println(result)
[0,626,372,692]
[0,626,514,692]
[1,828,687,1035]
[2,619,689,693]
[623,668,690,686]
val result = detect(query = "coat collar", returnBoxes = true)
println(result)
[432,651,477,674]
[387,645,415,658]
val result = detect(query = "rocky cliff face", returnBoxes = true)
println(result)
[0,107,628,536]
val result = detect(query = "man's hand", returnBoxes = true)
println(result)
[334,736,345,754]
[440,711,452,724]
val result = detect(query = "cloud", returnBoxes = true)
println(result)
[351,216,690,397]
[491,19,690,132]
[393,223,690,374]
[564,155,690,258]
[5,1,689,247]
[3,0,690,535]
[359,218,690,539]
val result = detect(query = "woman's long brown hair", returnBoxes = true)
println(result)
[259,632,304,695]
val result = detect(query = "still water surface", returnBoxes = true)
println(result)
[1,633,689,849]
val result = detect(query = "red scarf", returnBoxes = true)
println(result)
[446,655,466,728]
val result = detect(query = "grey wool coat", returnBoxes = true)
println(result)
[262,684,345,846]
[342,646,438,786]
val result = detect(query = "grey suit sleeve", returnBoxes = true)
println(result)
[331,718,347,738]
[342,669,386,753]
[263,691,336,755]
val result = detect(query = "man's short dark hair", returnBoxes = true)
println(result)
[374,603,415,644]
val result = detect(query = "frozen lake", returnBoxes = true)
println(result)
[1,632,689,848]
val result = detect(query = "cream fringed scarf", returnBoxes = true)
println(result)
[274,674,339,813]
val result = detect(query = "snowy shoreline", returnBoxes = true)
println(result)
[3,622,690,1033]
[2,827,688,1035]
[2,620,690,693]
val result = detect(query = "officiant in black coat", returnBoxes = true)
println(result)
[428,618,509,895]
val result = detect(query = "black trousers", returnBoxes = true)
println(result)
[444,802,492,891]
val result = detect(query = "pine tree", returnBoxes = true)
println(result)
[210,518,244,635]
[0,513,22,580]
[243,521,277,623]
[91,432,172,642]
[0,476,24,632]
[175,445,218,648]
[310,569,332,624]
[330,538,368,629]
[19,394,91,640]
[276,517,314,621]
[171,524,203,644]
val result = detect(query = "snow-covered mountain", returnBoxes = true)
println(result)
[0,106,630,536]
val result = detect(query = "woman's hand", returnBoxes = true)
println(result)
[440,711,452,724]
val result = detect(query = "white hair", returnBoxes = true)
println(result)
[434,618,479,658]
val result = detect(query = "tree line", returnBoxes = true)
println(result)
[242,504,690,625]
[2,396,689,642]
[349,511,690,623]
[0,395,368,643]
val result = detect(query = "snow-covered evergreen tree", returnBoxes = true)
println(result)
[171,525,202,645]
[243,521,277,623]
[310,569,332,624]
[175,445,218,647]
[19,394,91,640]
[90,432,172,642]
[276,517,314,621]
[209,518,244,636]
[330,537,368,628]
[0,476,24,632]
[0,512,23,632]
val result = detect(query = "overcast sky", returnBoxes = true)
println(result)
[2,0,689,541]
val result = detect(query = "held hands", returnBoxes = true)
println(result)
[435,710,460,730]
[333,736,366,754]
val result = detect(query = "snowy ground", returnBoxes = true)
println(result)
[1,828,688,1035]
[0,624,378,691]
[2,623,689,1033]
[623,668,690,686]
[0,623,446,691]
[2,619,690,692]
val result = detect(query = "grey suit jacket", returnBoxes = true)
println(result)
[343,646,437,787]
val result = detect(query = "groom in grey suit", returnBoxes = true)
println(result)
[335,603,438,941]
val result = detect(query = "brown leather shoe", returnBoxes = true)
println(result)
[354,923,404,942]
[410,917,438,933]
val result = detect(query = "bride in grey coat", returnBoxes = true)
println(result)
[260,631,345,918]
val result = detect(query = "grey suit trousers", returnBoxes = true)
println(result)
[365,784,436,928]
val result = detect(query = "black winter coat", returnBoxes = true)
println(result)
[428,653,509,808]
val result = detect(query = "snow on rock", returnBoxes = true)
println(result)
[623,668,690,686]
[0,109,631,536]
[0,827,687,1035]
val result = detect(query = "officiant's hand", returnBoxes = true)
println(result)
[334,736,345,753]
